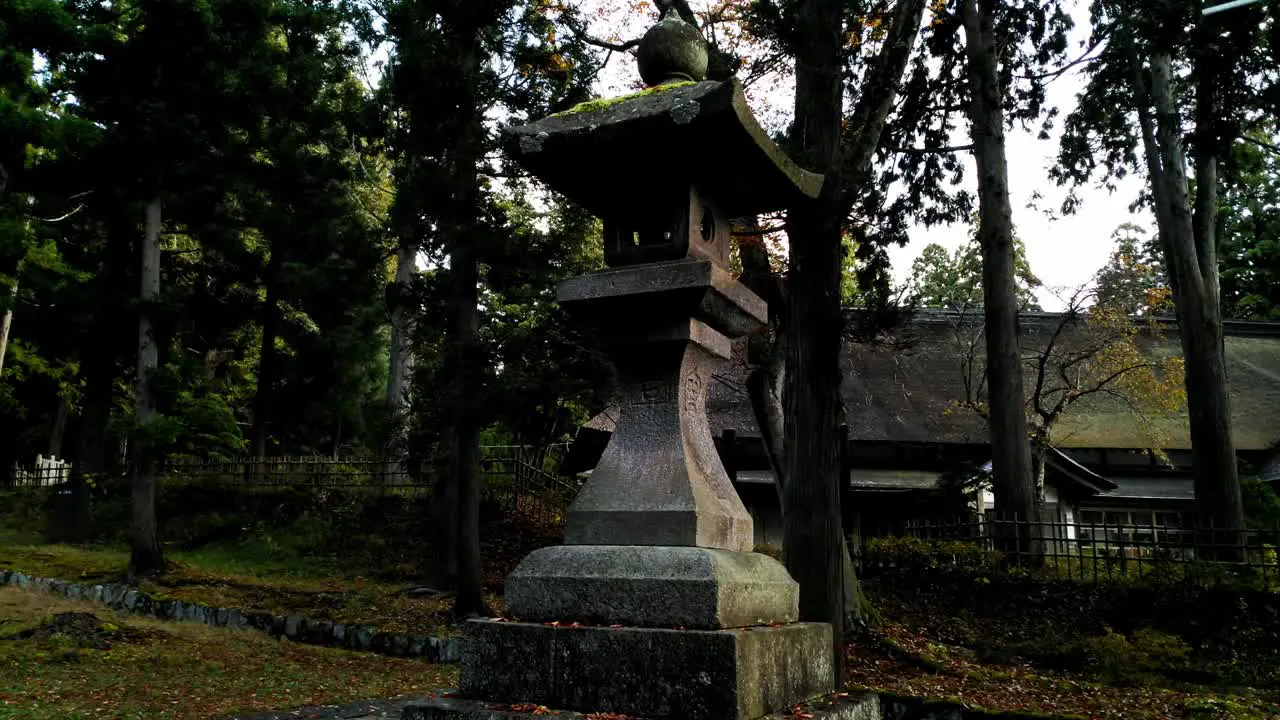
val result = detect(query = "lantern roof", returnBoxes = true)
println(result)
[502,79,824,220]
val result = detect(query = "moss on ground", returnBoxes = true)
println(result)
[0,531,501,636]
[0,586,457,719]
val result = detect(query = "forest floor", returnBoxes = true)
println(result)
[0,585,457,719]
[2,487,1278,720]
[0,531,502,636]
[0,485,555,637]
[847,623,1280,720]
[6,529,1278,720]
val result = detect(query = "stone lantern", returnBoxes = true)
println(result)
[405,10,834,720]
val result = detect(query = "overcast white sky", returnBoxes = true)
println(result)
[581,0,1156,311]
[886,67,1154,310]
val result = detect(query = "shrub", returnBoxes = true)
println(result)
[0,487,52,535]
[1241,477,1280,528]
[1081,627,1191,686]
[864,536,1004,575]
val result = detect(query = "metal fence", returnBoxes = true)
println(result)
[3,445,582,528]
[154,445,571,486]
[867,516,1280,590]
[161,456,418,489]
[4,455,72,488]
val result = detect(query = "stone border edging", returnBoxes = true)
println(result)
[0,569,461,663]
[876,692,1085,720]
[400,691,1083,720]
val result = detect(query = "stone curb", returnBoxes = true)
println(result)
[0,569,462,663]
[400,691,1081,720]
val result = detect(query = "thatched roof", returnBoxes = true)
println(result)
[590,311,1280,453]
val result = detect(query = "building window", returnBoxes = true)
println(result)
[1076,509,1183,547]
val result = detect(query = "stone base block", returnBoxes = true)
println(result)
[402,692,878,720]
[505,545,798,629]
[456,619,833,720]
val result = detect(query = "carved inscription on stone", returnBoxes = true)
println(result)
[682,368,703,413]
[629,379,677,406]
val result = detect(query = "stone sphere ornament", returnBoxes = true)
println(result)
[636,9,709,86]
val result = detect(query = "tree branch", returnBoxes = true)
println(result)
[732,223,787,236]
[1238,133,1280,156]
[36,205,87,223]
[581,35,641,53]
[1031,309,1076,425]
[1077,362,1165,397]
[837,0,931,213]
[888,143,975,155]
[559,11,642,54]
[1014,29,1110,82]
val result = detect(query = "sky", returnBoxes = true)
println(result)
[580,0,1157,311]
[886,66,1154,310]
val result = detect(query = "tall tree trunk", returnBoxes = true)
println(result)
[0,207,29,376]
[1030,439,1047,510]
[384,243,417,479]
[752,0,926,647]
[49,383,89,543]
[130,195,165,578]
[430,450,460,589]
[78,321,117,477]
[76,219,131,479]
[740,223,867,631]
[0,274,17,376]
[787,0,847,682]
[961,0,1036,557]
[450,266,483,616]
[49,396,69,458]
[448,33,485,620]
[77,364,110,477]
[251,258,283,466]
[1144,50,1243,534]
[738,221,788,519]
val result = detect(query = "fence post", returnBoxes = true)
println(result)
[1118,523,1128,577]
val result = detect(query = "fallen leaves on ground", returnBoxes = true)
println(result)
[847,625,1280,720]
[0,586,457,719]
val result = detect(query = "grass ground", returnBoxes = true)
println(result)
[0,485,556,635]
[0,586,457,719]
[4,487,1278,720]
[5,535,1278,720]
[0,530,503,636]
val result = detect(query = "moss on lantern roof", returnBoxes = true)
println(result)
[549,81,696,118]
[502,79,824,220]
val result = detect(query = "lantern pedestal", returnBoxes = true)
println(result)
[452,620,833,720]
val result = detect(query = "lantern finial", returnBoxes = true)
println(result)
[636,8,708,87]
